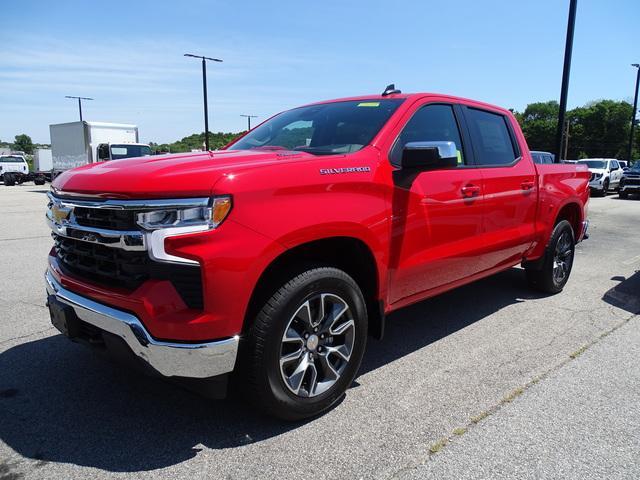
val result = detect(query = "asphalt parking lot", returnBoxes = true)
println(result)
[1,185,639,479]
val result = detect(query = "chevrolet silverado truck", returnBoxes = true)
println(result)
[45,87,590,420]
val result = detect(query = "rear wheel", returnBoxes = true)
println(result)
[243,267,367,420]
[525,220,575,294]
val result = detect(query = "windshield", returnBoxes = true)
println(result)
[230,99,404,155]
[0,156,26,163]
[110,144,152,160]
[628,163,640,172]
[578,160,606,169]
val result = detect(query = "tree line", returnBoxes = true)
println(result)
[512,99,638,160]
[150,131,244,154]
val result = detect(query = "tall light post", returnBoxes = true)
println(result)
[240,114,258,131]
[184,53,223,151]
[627,64,640,163]
[65,96,93,121]
[554,0,578,162]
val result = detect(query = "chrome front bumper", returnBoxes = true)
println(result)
[45,270,238,378]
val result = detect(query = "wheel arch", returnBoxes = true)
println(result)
[243,236,385,340]
[555,201,582,240]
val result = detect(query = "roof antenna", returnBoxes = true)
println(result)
[382,84,401,96]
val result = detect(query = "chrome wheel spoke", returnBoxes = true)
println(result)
[318,351,340,381]
[330,318,354,336]
[283,327,304,345]
[325,344,351,362]
[286,354,310,394]
[294,300,313,327]
[306,359,319,396]
[322,294,349,333]
[280,347,303,367]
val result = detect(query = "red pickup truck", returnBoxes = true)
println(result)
[45,88,590,419]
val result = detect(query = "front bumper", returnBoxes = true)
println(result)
[588,178,604,189]
[45,269,239,379]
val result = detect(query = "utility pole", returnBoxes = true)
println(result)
[65,96,93,121]
[240,114,258,131]
[184,53,223,151]
[563,118,570,161]
[627,64,640,163]
[554,0,578,163]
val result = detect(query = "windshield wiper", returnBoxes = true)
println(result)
[293,146,344,156]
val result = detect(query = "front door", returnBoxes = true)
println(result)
[387,103,486,305]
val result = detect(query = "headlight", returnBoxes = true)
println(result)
[136,196,232,230]
[593,173,603,180]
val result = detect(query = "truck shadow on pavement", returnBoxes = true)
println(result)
[602,271,640,314]
[0,267,544,473]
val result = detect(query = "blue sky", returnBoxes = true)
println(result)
[1,0,638,144]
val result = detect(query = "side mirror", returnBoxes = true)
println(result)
[401,141,458,170]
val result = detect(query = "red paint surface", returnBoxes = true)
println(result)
[51,93,589,341]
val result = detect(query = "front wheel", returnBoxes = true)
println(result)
[525,220,575,294]
[243,267,368,420]
[3,173,16,186]
[601,179,609,196]
[619,190,628,199]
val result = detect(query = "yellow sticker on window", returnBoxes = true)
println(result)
[357,102,380,107]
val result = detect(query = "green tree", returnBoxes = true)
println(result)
[13,134,34,154]
[515,99,638,160]
[151,131,244,154]
[515,101,559,153]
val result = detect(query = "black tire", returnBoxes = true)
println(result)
[619,190,628,199]
[525,220,575,294]
[601,179,609,196]
[34,177,46,186]
[3,173,16,186]
[242,267,368,420]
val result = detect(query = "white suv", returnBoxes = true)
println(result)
[577,159,623,196]
[0,154,29,184]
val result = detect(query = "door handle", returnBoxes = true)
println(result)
[461,184,481,198]
[521,181,535,191]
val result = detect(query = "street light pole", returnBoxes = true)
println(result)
[627,64,640,163]
[554,0,578,162]
[65,96,93,121]
[184,53,223,151]
[240,114,258,131]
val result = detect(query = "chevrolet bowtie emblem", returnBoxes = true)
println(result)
[51,203,72,224]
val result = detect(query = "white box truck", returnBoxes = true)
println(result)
[50,121,151,174]
[34,148,53,172]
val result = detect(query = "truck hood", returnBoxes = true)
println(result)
[52,149,311,198]
[587,168,606,175]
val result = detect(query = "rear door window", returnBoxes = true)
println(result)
[465,108,518,166]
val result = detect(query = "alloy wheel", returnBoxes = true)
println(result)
[552,231,573,286]
[279,293,355,398]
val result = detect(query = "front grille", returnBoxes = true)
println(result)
[53,234,204,309]
[74,207,138,230]
[624,177,640,186]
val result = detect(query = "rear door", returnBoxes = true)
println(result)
[461,106,538,271]
[386,102,486,305]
